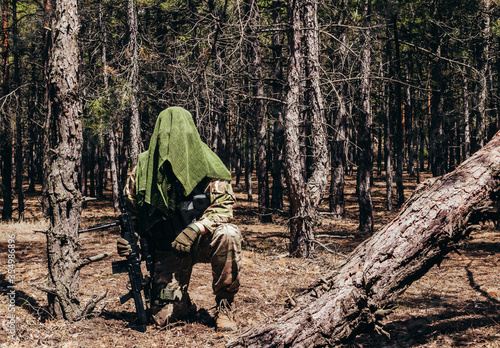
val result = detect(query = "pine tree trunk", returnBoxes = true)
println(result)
[234,116,243,187]
[41,0,105,321]
[208,0,229,166]
[27,99,36,193]
[12,0,23,220]
[392,15,405,206]
[43,0,83,320]
[476,0,490,150]
[270,0,284,211]
[384,28,397,211]
[377,126,382,175]
[405,63,415,177]
[41,0,53,216]
[329,27,348,218]
[99,0,108,90]
[383,40,393,211]
[329,116,346,218]
[26,58,37,193]
[271,118,284,210]
[357,0,373,234]
[107,127,120,213]
[417,102,424,183]
[127,0,141,168]
[248,0,271,223]
[245,121,254,202]
[120,114,130,186]
[228,130,500,347]
[385,86,393,211]
[284,0,328,257]
[88,144,96,197]
[429,7,445,177]
[463,72,471,159]
[99,0,118,209]
[1,0,12,221]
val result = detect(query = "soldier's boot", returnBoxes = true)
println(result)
[151,292,196,327]
[150,272,197,327]
[215,297,237,332]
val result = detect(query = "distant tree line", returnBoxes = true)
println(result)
[1,0,499,257]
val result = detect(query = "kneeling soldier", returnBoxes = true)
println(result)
[117,107,242,331]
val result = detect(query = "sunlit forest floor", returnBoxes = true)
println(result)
[1,170,499,347]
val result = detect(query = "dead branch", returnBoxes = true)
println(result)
[76,253,111,271]
[310,239,347,258]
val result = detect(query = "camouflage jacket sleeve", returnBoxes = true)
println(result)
[197,180,236,234]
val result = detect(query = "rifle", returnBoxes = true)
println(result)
[111,194,152,332]
[79,221,119,233]
[111,191,208,331]
[33,221,120,235]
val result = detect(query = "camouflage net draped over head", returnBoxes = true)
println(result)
[134,107,231,230]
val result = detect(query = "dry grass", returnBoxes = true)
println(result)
[0,171,499,347]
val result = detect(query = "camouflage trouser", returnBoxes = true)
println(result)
[148,223,242,322]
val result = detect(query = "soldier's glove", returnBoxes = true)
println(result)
[172,223,200,253]
[117,237,132,257]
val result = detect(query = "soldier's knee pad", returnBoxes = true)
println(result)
[151,276,186,307]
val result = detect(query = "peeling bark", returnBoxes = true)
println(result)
[228,130,500,347]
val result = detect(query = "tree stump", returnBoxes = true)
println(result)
[228,131,500,347]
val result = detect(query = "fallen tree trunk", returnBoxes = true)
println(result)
[228,131,500,347]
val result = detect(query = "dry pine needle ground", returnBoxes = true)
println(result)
[0,172,499,347]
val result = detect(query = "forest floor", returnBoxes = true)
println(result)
[0,171,499,348]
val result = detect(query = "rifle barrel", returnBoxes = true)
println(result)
[79,222,120,233]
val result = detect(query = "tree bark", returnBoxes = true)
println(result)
[463,71,471,159]
[475,0,490,150]
[329,112,346,218]
[245,121,254,202]
[328,21,348,218]
[247,0,271,223]
[392,15,405,206]
[127,0,141,168]
[228,129,500,347]
[384,28,397,211]
[12,0,23,220]
[270,0,284,211]
[1,0,12,221]
[107,126,120,213]
[384,42,393,211]
[429,6,445,177]
[357,0,373,234]
[99,0,119,211]
[41,0,53,216]
[284,0,328,258]
[405,62,415,177]
[208,0,229,166]
[42,0,105,320]
[27,54,37,193]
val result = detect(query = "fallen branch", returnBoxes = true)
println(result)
[310,239,347,258]
[76,253,111,271]
[315,234,354,239]
[80,291,108,319]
